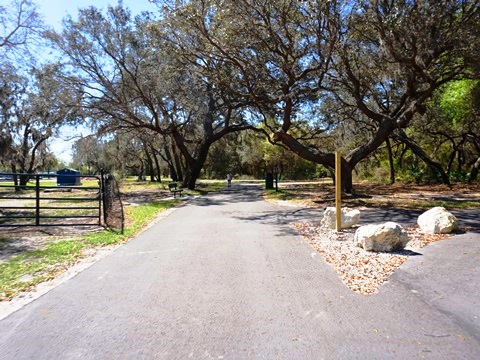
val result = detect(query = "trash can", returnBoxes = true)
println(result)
[265,172,274,189]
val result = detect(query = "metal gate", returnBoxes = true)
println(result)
[0,172,103,227]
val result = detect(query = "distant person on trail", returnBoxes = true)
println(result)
[227,173,232,187]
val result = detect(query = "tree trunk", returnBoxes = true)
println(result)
[386,137,395,185]
[137,159,145,181]
[162,144,178,182]
[341,160,354,194]
[172,144,183,182]
[144,146,155,182]
[182,142,211,190]
[10,164,20,192]
[469,157,480,183]
[397,144,408,169]
[273,130,356,193]
[446,148,456,174]
[19,174,29,188]
[393,130,451,186]
[150,146,162,182]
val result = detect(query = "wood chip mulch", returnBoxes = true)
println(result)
[292,222,454,295]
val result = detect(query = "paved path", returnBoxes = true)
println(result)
[282,205,480,229]
[1,183,479,359]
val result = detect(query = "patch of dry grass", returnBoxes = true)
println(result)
[275,181,480,209]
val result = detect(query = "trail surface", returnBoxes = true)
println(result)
[1,183,479,359]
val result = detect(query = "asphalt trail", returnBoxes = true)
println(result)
[1,183,479,359]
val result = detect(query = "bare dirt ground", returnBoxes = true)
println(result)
[0,226,103,263]
[278,181,480,209]
[121,188,173,206]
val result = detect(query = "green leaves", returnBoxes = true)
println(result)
[436,80,479,128]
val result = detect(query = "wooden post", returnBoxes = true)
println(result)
[35,175,40,226]
[335,151,342,231]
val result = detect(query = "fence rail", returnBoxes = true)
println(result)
[0,172,102,227]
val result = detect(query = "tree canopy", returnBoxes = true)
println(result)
[2,0,479,190]
[147,0,479,190]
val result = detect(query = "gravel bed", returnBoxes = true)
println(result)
[292,222,452,295]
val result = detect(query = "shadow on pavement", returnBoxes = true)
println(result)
[191,183,264,207]
[192,182,480,234]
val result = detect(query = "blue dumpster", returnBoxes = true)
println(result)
[57,168,81,186]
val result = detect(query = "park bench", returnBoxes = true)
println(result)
[168,182,183,198]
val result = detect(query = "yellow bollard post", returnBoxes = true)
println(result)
[335,151,342,232]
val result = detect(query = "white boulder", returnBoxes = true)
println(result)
[417,207,458,234]
[355,222,410,252]
[321,207,361,229]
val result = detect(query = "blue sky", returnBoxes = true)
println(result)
[33,0,158,164]
[37,0,157,29]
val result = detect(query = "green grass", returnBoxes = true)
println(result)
[84,200,179,246]
[0,199,179,301]
[0,240,84,300]
[0,178,100,188]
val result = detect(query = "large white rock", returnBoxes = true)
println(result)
[417,207,458,234]
[321,207,361,229]
[355,222,410,252]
